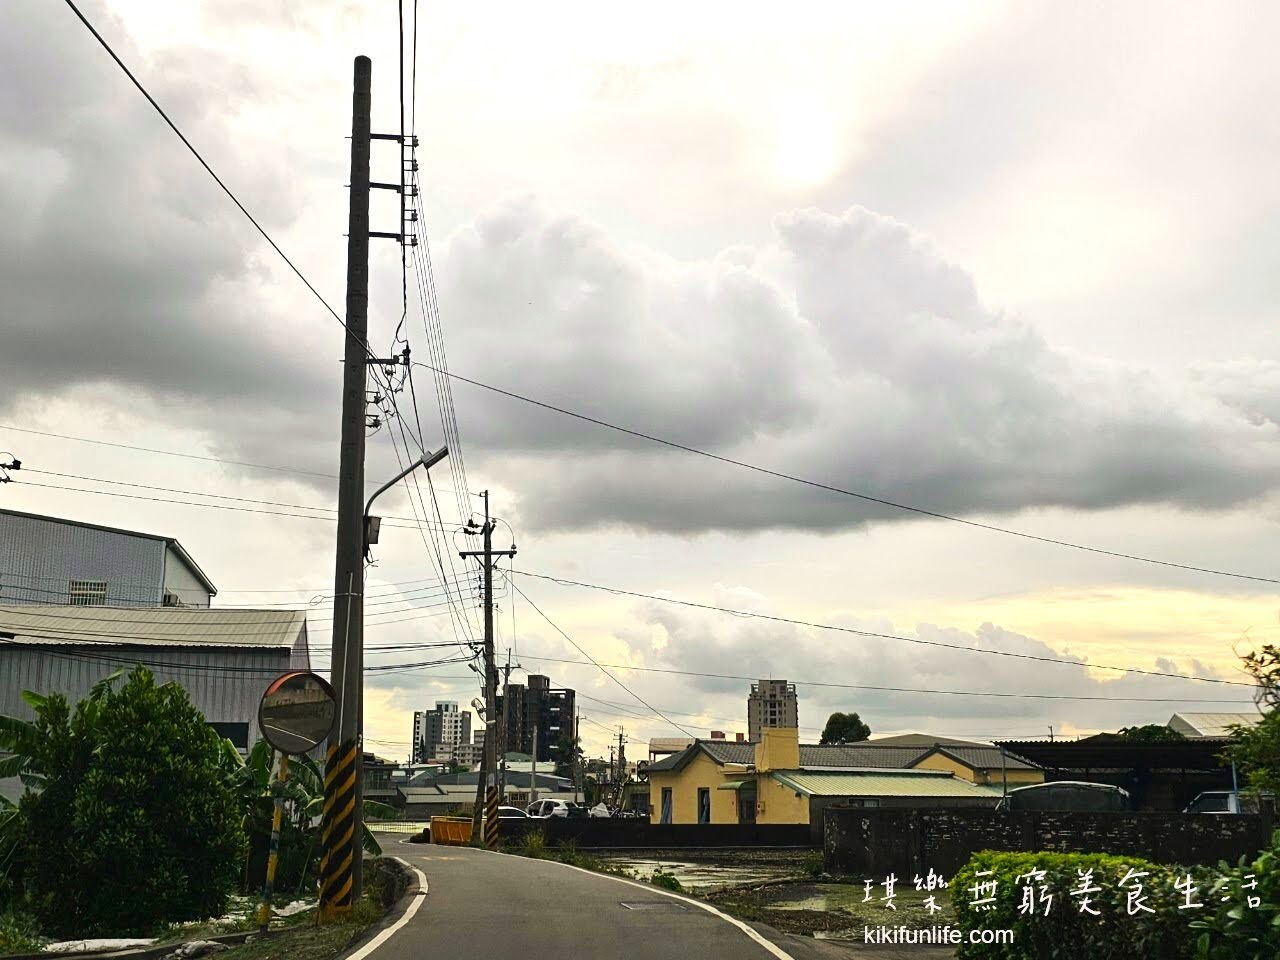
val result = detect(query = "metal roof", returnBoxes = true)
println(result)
[647,739,934,774]
[0,508,218,596]
[915,745,1038,771]
[998,738,1237,772]
[0,605,305,648]
[867,733,990,748]
[1167,713,1262,738]
[770,770,1005,799]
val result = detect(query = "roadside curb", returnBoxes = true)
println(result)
[4,930,263,960]
[333,857,428,960]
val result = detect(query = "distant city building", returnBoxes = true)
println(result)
[452,742,483,767]
[412,701,471,763]
[0,508,216,607]
[497,674,575,763]
[748,679,798,741]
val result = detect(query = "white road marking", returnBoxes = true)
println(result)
[471,847,798,960]
[343,857,428,960]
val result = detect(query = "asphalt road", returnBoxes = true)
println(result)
[377,839,954,960]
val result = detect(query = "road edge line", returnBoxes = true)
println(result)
[340,858,429,960]
[480,848,796,960]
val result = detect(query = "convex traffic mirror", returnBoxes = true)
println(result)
[258,671,337,755]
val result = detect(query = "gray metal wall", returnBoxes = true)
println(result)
[161,545,212,607]
[0,513,163,606]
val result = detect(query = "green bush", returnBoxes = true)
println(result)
[512,829,546,859]
[801,852,825,878]
[1189,831,1280,960]
[0,911,41,954]
[18,668,246,936]
[650,870,683,892]
[952,851,1206,960]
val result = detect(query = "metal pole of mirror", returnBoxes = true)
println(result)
[257,671,337,932]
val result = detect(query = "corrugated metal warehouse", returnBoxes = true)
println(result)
[0,605,310,801]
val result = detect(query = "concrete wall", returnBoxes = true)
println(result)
[0,513,163,606]
[824,806,1275,877]
[501,818,813,848]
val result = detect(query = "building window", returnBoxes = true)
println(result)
[660,788,673,825]
[697,788,711,824]
[69,579,107,606]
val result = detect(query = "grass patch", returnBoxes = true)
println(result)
[211,880,385,960]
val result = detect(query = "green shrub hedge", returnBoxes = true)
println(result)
[952,855,1218,957]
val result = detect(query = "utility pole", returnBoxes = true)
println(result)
[319,55,416,922]
[530,724,539,805]
[498,648,520,798]
[460,491,516,847]
[616,727,626,807]
[573,709,581,803]
[318,55,371,923]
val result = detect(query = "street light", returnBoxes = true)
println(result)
[363,445,449,553]
[334,444,447,906]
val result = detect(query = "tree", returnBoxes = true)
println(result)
[1230,644,1280,795]
[551,730,583,779]
[1118,724,1185,743]
[13,668,245,936]
[820,712,871,744]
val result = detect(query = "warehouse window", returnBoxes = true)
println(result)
[68,580,108,606]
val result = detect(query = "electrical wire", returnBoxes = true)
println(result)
[57,0,395,400]
[511,584,694,736]
[410,361,1280,587]
[511,569,1255,688]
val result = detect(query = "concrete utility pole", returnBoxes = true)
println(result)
[461,491,516,847]
[530,724,539,805]
[319,55,420,921]
[319,55,372,923]
[498,648,520,798]
[573,709,581,803]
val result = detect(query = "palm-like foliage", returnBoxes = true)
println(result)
[224,739,399,893]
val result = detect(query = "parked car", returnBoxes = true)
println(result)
[496,805,529,819]
[996,781,1130,812]
[587,802,612,818]
[1183,791,1276,814]
[526,799,588,819]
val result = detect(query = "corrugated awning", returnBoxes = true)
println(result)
[716,780,750,791]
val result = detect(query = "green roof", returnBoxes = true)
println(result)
[770,770,1004,799]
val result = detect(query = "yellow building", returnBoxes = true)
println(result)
[910,745,1044,787]
[646,729,1014,825]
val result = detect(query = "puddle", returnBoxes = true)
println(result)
[764,883,869,912]
[595,857,793,890]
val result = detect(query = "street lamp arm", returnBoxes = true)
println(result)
[364,445,447,517]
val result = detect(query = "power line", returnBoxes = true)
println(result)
[512,584,694,736]
[0,424,479,499]
[57,0,396,397]
[7,477,460,531]
[512,569,1255,688]
[411,362,1279,586]
[521,654,1257,704]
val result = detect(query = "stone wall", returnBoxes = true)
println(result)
[823,807,1273,877]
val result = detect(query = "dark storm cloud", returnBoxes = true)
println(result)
[0,1,331,424]
[5,3,1279,541]
[433,200,1280,534]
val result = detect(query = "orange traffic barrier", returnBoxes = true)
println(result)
[430,816,474,846]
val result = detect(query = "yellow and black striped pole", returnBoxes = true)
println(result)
[256,753,290,932]
[319,739,360,920]
[484,786,500,849]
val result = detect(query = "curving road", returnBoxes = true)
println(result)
[369,838,950,960]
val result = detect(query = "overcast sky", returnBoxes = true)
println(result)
[2,0,1277,759]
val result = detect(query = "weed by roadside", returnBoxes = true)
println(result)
[649,870,683,892]
[0,912,41,955]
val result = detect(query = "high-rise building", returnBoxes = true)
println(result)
[496,674,575,763]
[412,701,471,763]
[747,679,798,741]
